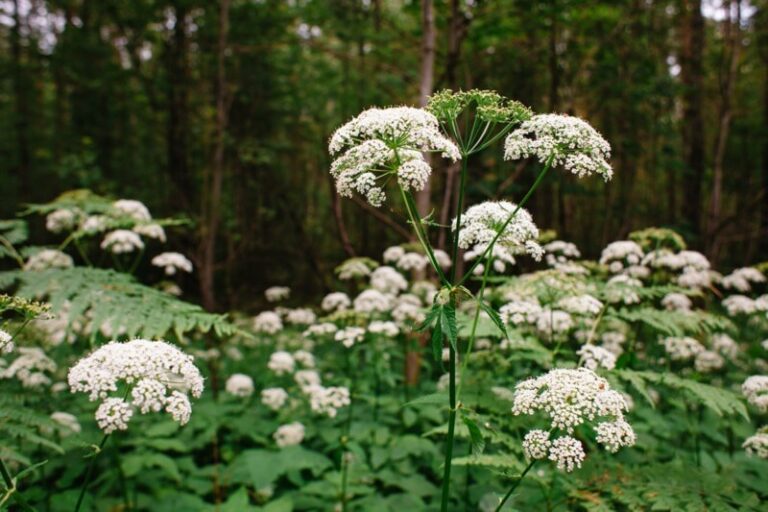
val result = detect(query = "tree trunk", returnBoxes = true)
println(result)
[11,0,31,194]
[199,0,231,312]
[707,0,741,260]
[165,1,193,209]
[679,0,706,238]
[415,0,435,218]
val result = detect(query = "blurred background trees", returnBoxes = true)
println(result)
[1,0,766,310]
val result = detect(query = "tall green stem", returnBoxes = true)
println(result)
[74,434,111,512]
[450,156,470,283]
[439,345,457,512]
[494,460,536,512]
[456,254,493,401]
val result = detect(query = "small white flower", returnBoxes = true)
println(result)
[396,252,428,272]
[353,289,392,313]
[285,308,316,325]
[595,419,637,453]
[226,374,255,397]
[95,398,134,434]
[274,422,305,447]
[265,286,291,302]
[261,387,289,410]
[721,267,765,293]
[321,292,351,312]
[548,436,586,472]
[661,293,692,312]
[51,411,81,435]
[743,432,768,458]
[370,266,408,294]
[335,327,366,348]
[267,351,295,375]
[253,311,283,334]
[368,320,399,337]
[151,252,193,275]
[523,429,551,460]
[46,209,81,233]
[24,249,74,271]
[743,376,768,413]
[661,336,705,361]
[133,223,166,242]
[0,329,14,354]
[101,230,144,254]
[577,344,617,371]
[558,294,603,316]
[113,199,152,221]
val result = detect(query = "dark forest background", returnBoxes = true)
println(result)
[1,0,767,310]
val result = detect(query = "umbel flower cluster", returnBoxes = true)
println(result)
[68,339,204,433]
[453,201,544,264]
[328,107,460,206]
[504,113,613,180]
[513,368,636,472]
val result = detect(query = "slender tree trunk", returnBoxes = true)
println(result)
[199,0,231,311]
[165,1,193,208]
[415,0,435,218]
[679,0,706,238]
[707,0,741,260]
[761,46,768,255]
[11,0,31,193]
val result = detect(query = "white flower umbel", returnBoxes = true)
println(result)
[1,347,57,387]
[329,107,460,206]
[285,308,316,325]
[95,398,134,434]
[265,286,291,303]
[544,240,581,266]
[711,333,739,360]
[253,311,283,334]
[536,310,574,335]
[303,323,338,338]
[151,252,193,276]
[743,431,768,459]
[370,266,408,294]
[294,370,321,391]
[51,411,82,435]
[743,376,768,413]
[396,252,428,272]
[558,294,603,316]
[68,339,204,431]
[522,430,551,460]
[293,350,316,368]
[24,249,74,271]
[101,230,144,254]
[453,201,543,262]
[321,292,351,312]
[0,328,14,354]
[46,209,81,233]
[512,368,634,472]
[595,419,637,453]
[577,344,617,371]
[722,267,765,293]
[722,295,756,316]
[336,258,375,280]
[661,336,705,361]
[267,351,295,375]
[504,113,613,180]
[225,374,254,397]
[274,422,305,447]
[548,436,586,472]
[368,320,399,337]
[335,327,366,348]
[512,368,631,433]
[694,350,724,373]
[661,293,693,312]
[307,385,351,418]
[599,241,644,271]
[261,387,289,411]
[353,289,392,313]
[382,246,405,263]
[133,223,166,242]
[113,199,152,221]
[500,297,542,325]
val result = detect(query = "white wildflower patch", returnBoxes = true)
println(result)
[101,230,145,254]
